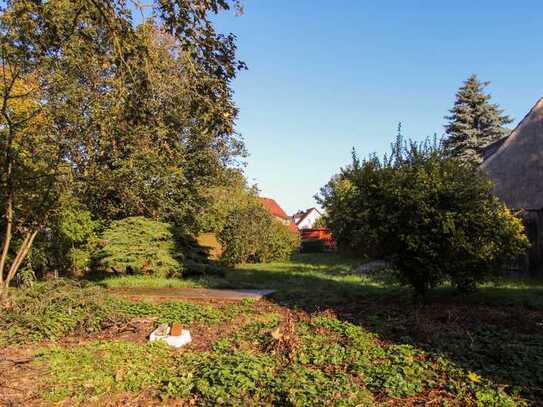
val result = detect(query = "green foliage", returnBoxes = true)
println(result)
[25,205,99,277]
[0,280,124,345]
[93,217,183,277]
[0,0,246,294]
[300,239,327,253]
[444,74,513,163]
[318,137,529,294]
[219,202,300,265]
[196,169,256,234]
[38,341,174,402]
[35,313,523,405]
[276,367,374,406]
[57,208,97,246]
[111,298,244,325]
[189,352,276,405]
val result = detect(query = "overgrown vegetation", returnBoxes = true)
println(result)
[0,0,246,297]
[0,280,124,345]
[318,137,529,295]
[0,280,250,347]
[35,312,525,405]
[111,298,245,325]
[2,256,542,404]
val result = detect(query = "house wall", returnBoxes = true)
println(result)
[297,209,321,230]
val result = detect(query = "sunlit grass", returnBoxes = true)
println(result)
[98,274,227,289]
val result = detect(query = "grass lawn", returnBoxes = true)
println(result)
[2,254,543,405]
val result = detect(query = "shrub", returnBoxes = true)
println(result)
[26,207,99,278]
[318,137,529,295]
[219,203,300,265]
[93,216,183,277]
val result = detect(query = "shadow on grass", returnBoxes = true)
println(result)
[234,253,543,404]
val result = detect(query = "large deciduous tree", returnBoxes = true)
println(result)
[0,0,245,299]
[443,74,512,164]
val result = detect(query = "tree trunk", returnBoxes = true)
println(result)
[0,189,13,302]
[0,230,38,301]
[0,197,13,279]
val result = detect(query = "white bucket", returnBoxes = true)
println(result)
[149,323,192,348]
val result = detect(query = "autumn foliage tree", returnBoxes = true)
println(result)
[0,0,245,299]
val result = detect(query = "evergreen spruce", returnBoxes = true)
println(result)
[444,75,512,163]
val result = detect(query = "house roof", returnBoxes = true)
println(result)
[258,197,299,233]
[258,197,289,219]
[481,97,543,210]
[293,207,321,226]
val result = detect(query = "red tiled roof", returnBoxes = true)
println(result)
[258,197,289,219]
[258,197,299,233]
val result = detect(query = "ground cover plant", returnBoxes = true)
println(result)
[2,255,543,405]
[33,311,524,405]
[0,280,126,346]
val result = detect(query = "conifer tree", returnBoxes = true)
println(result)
[444,75,512,163]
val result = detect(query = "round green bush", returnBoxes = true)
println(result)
[93,216,183,277]
[319,139,529,295]
[219,204,300,265]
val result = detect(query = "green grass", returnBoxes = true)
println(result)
[98,274,227,289]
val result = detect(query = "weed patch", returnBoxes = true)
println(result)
[37,341,174,402]
[1,280,125,345]
[111,298,249,325]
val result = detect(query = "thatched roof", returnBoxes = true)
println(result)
[481,98,543,210]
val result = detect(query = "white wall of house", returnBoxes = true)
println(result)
[297,208,321,229]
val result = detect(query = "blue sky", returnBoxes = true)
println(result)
[214,1,543,214]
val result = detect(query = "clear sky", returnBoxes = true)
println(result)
[213,1,543,215]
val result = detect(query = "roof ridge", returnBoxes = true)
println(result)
[482,97,543,169]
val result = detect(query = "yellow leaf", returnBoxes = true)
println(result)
[467,371,481,383]
[271,328,282,340]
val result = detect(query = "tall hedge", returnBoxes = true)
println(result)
[219,203,300,265]
[318,138,529,295]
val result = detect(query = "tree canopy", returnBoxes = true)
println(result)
[0,0,246,298]
[443,74,512,164]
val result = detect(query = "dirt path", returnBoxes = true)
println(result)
[0,345,47,406]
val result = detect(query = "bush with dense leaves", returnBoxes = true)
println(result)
[93,217,183,277]
[219,203,300,265]
[318,137,529,295]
